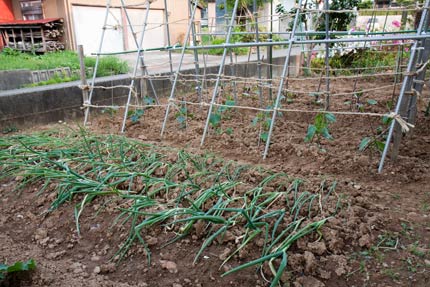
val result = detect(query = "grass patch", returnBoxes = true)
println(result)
[311,48,406,75]
[0,49,129,86]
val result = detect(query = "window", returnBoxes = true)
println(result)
[20,0,44,20]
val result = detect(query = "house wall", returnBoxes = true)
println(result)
[11,0,21,19]
[11,0,63,19]
[0,0,14,22]
[261,1,280,33]
[166,0,188,44]
[164,0,202,45]
[0,0,14,48]
[207,2,216,32]
[43,0,60,18]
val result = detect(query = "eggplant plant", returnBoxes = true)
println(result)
[209,98,236,135]
[304,112,336,144]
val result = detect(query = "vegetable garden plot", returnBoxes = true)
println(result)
[1,131,394,286]
[93,68,424,172]
[1,124,429,286]
[0,130,345,286]
[82,0,430,173]
[1,1,430,287]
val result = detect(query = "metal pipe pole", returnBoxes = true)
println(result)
[202,49,209,103]
[121,0,151,133]
[324,0,330,110]
[164,0,174,75]
[378,0,430,173]
[196,30,418,37]
[188,0,202,102]
[228,0,237,103]
[120,0,159,104]
[254,0,263,106]
[161,0,199,136]
[267,0,273,101]
[183,34,430,49]
[84,0,112,125]
[224,0,228,26]
[407,9,430,124]
[263,0,304,159]
[201,0,240,146]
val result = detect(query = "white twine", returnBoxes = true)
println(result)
[82,98,415,134]
[387,112,415,133]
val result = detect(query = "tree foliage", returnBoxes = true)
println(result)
[277,0,359,33]
[357,0,372,9]
[224,0,266,10]
[325,0,359,31]
[222,0,268,21]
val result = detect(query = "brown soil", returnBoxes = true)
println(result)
[1,76,429,287]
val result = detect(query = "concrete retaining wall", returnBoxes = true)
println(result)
[0,75,132,129]
[0,68,73,91]
[145,55,301,98]
[0,70,33,91]
[0,55,300,130]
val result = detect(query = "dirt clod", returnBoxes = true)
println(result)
[146,236,158,246]
[294,276,325,287]
[100,263,116,274]
[304,251,317,273]
[307,241,327,255]
[358,234,371,248]
[160,260,178,274]
[219,248,231,261]
[93,266,101,274]
[329,255,349,276]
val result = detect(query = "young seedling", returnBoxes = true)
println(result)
[409,241,426,258]
[128,109,144,124]
[143,96,156,106]
[209,98,235,135]
[175,101,192,130]
[0,259,36,280]
[2,125,18,134]
[252,108,273,144]
[346,90,378,112]
[359,115,392,153]
[285,92,296,104]
[382,268,400,281]
[354,90,364,112]
[304,112,336,145]
[127,97,156,124]
[101,106,119,117]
